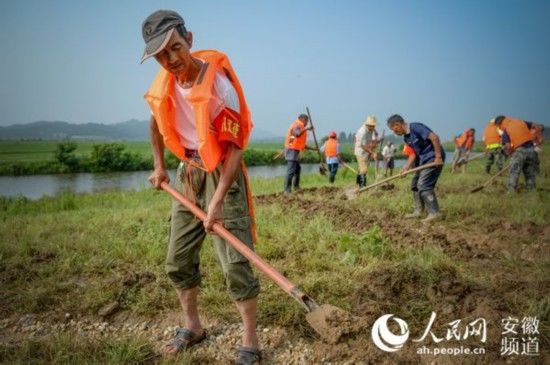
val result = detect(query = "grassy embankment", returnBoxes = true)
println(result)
[0,150,548,363]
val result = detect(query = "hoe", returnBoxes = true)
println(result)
[161,182,352,343]
[345,162,441,200]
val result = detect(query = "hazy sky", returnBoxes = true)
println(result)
[0,0,549,139]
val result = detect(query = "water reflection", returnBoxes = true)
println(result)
[0,159,414,199]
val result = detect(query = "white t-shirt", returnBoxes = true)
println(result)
[382,144,396,158]
[354,125,378,157]
[173,70,240,149]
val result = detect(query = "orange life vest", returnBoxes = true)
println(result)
[403,143,415,157]
[455,129,474,149]
[531,124,544,146]
[144,49,252,172]
[483,122,501,146]
[501,117,533,150]
[144,50,257,242]
[285,119,307,150]
[324,138,338,158]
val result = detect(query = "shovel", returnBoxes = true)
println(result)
[272,150,283,161]
[342,162,358,174]
[470,164,511,193]
[374,129,385,180]
[456,152,485,167]
[305,107,328,176]
[466,152,486,162]
[345,162,440,200]
[161,182,349,342]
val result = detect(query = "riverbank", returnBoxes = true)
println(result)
[0,140,473,176]
[1,154,548,363]
[0,163,340,199]
[0,140,363,176]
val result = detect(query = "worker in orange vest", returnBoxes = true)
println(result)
[403,143,416,160]
[284,114,315,193]
[141,10,261,362]
[320,131,341,183]
[451,128,475,173]
[483,119,505,173]
[494,116,538,192]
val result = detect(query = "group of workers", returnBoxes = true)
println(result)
[284,114,399,191]
[284,113,446,222]
[137,9,544,364]
[449,117,544,191]
[283,113,545,219]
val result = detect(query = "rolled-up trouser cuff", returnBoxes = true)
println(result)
[230,274,261,302]
[166,269,202,290]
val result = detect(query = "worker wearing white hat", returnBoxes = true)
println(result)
[354,115,382,187]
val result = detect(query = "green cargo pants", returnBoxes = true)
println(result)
[165,160,260,301]
[485,147,505,173]
[508,145,537,192]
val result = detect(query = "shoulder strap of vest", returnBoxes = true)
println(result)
[144,68,173,102]
[189,50,252,143]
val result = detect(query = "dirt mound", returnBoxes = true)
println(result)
[345,265,512,363]
[305,304,369,344]
[379,183,395,191]
[254,186,342,204]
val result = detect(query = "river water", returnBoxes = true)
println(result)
[0,156,439,199]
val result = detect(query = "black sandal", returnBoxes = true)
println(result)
[164,328,207,355]
[235,346,262,365]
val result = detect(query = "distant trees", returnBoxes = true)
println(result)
[89,143,148,172]
[53,141,152,173]
[335,131,354,144]
[54,141,79,172]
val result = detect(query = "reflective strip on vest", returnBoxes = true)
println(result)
[486,143,502,150]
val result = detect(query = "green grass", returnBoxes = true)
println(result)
[0,334,210,364]
[0,140,404,165]
[0,140,363,175]
[0,140,153,163]
[0,149,548,362]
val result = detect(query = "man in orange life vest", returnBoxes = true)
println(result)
[451,128,475,173]
[141,10,261,363]
[494,116,538,192]
[483,119,505,174]
[319,131,341,183]
[284,114,315,193]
